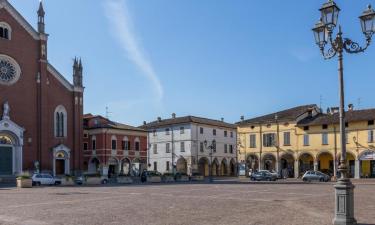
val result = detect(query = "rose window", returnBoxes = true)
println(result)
[0,55,21,85]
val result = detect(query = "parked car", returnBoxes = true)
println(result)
[250,171,277,181]
[302,171,330,182]
[32,173,61,186]
[174,172,188,181]
[190,172,204,181]
[141,171,162,183]
[74,176,84,185]
[259,170,280,179]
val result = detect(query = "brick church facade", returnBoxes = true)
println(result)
[0,0,84,176]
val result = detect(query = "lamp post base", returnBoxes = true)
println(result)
[333,178,357,225]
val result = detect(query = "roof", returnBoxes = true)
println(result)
[84,115,146,132]
[140,116,237,130]
[297,108,375,126]
[236,104,317,126]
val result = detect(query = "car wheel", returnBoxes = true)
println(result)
[102,179,108,184]
[302,178,307,182]
[37,182,41,186]
[320,178,324,182]
[250,177,255,181]
[267,178,271,181]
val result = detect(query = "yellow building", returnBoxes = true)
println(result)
[237,105,375,179]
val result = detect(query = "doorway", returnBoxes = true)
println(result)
[0,146,12,175]
[55,159,65,176]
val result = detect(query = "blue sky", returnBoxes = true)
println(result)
[9,0,375,126]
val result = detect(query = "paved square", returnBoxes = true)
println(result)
[0,181,374,225]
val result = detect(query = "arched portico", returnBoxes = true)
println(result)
[337,152,356,178]
[358,150,375,178]
[211,158,219,176]
[280,153,295,178]
[176,157,187,174]
[298,152,314,177]
[317,151,334,176]
[121,158,131,175]
[246,154,259,172]
[198,157,209,176]
[221,158,228,176]
[229,158,236,176]
[88,157,100,174]
[108,157,119,178]
[262,154,276,171]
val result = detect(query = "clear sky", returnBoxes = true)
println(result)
[9,0,375,126]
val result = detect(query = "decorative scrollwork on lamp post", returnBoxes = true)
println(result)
[312,1,375,225]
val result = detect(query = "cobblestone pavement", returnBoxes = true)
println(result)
[0,180,374,225]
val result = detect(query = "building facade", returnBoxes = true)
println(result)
[0,1,84,177]
[237,104,375,179]
[142,114,237,176]
[83,114,147,177]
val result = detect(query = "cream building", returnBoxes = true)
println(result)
[237,104,375,179]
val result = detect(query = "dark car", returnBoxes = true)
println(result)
[141,171,161,183]
[302,171,330,182]
[250,171,277,181]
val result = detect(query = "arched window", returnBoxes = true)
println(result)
[54,105,67,137]
[135,137,140,151]
[0,22,11,40]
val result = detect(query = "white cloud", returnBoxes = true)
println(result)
[104,0,164,102]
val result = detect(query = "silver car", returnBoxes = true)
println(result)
[302,171,330,182]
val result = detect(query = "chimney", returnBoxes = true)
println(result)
[348,104,354,111]
[157,117,162,122]
[240,116,244,121]
[143,121,147,125]
[330,107,339,114]
[221,118,224,122]
[172,113,176,119]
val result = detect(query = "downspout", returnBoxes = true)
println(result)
[259,123,263,171]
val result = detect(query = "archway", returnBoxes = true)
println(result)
[211,158,219,176]
[0,134,14,175]
[176,158,187,174]
[317,152,334,176]
[221,158,228,176]
[0,122,24,175]
[262,154,276,171]
[88,157,100,174]
[359,150,375,178]
[298,153,314,176]
[198,157,209,176]
[121,158,131,175]
[108,157,119,178]
[229,158,236,176]
[53,144,70,176]
[280,153,295,178]
[246,154,259,172]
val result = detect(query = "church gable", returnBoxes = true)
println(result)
[0,0,40,40]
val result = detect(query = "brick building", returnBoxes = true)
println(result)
[0,1,84,176]
[83,114,147,177]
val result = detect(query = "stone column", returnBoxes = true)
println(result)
[294,160,299,178]
[314,160,318,171]
[354,160,360,179]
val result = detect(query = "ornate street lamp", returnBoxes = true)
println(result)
[204,139,216,183]
[312,2,375,225]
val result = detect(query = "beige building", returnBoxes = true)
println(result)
[237,105,375,179]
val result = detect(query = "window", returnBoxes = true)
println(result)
[230,132,233,138]
[153,162,157,171]
[180,142,185,152]
[166,143,170,153]
[83,142,88,150]
[368,120,375,126]
[165,128,170,135]
[54,105,67,138]
[322,133,328,145]
[368,130,374,143]
[224,131,228,137]
[180,127,185,134]
[303,126,309,131]
[213,129,216,136]
[121,141,126,150]
[111,139,117,150]
[92,139,96,150]
[200,142,204,152]
[200,127,204,134]
[83,133,88,138]
[224,144,228,153]
[283,132,291,146]
[0,22,11,40]
[166,161,170,171]
[303,134,309,146]
[345,122,349,128]
[135,141,140,151]
[153,144,158,154]
[263,133,276,147]
[250,134,256,148]
[322,124,328,129]
[229,145,233,154]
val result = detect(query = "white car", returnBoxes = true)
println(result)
[32,174,61,186]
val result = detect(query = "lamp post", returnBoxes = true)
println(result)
[204,139,216,183]
[312,1,375,225]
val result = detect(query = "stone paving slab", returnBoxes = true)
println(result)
[0,181,374,225]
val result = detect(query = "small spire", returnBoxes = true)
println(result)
[79,58,82,69]
[38,0,45,17]
[37,0,45,33]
